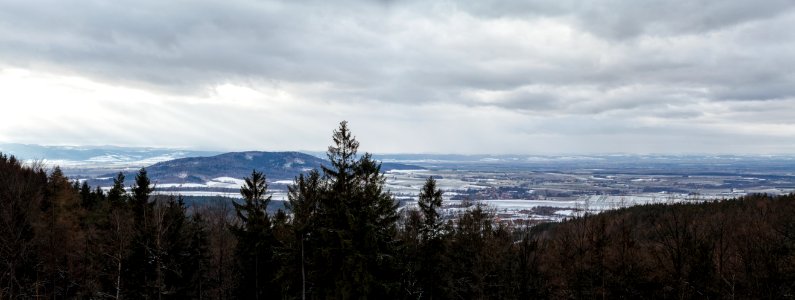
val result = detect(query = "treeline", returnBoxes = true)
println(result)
[0,157,210,298]
[1,122,794,299]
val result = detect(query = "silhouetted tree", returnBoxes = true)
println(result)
[232,170,277,299]
[107,172,127,204]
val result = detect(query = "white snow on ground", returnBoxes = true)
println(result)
[579,194,730,210]
[110,168,757,224]
[31,154,186,170]
[156,183,208,188]
[400,193,736,223]
[385,169,429,174]
[207,177,246,188]
[555,210,576,216]
[152,191,288,200]
[86,155,135,163]
[153,191,241,198]
[459,199,581,210]
[212,176,245,184]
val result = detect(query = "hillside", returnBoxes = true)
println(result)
[95,151,422,185]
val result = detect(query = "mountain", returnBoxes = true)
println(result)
[142,151,325,183]
[96,151,423,185]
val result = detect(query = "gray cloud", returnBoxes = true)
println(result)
[457,0,795,39]
[1,0,794,153]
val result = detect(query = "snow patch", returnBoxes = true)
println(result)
[206,177,246,188]
[157,183,207,188]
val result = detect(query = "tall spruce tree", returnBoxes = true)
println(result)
[418,176,443,240]
[416,176,449,299]
[131,168,154,225]
[124,168,157,298]
[232,170,277,299]
[283,170,323,297]
[310,121,400,298]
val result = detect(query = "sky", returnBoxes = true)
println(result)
[1,0,794,154]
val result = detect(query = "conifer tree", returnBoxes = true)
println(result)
[415,176,450,299]
[183,211,212,298]
[232,170,277,299]
[311,121,400,298]
[131,168,154,221]
[283,170,322,298]
[92,185,106,203]
[40,166,84,298]
[107,172,127,204]
[418,176,444,240]
[124,168,157,298]
[155,196,210,298]
[79,181,93,208]
[0,154,47,296]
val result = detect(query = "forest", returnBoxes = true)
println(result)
[1,122,794,299]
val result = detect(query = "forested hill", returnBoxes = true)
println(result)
[97,151,422,185]
[2,121,793,299]
[2,150,794,298]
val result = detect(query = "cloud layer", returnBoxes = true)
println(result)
[1,0,794,154]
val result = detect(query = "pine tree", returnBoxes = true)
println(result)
[311,121,400,298]
[123,168,157,299]
[418,176,444,240]
[155,196,210,298]
[92,185,106,203]
[131,168,154,223]
[414,176,450,299]
[107,172,127,204]
[183,211,212,298]
[232,170,277,299]
[283,170,322,298]
[79,181,94,209]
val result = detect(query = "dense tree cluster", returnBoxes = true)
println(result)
[0,156,210,298]
[2,121,795,299]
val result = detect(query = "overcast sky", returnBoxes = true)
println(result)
[1,0,794,154]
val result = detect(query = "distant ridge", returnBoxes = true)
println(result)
[97,151,423,185]
[0,143,220,162]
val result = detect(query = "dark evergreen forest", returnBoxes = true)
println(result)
[1,122,794,299]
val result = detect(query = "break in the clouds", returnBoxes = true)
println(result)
[1,0,794,154]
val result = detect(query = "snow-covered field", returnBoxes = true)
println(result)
[111,168,791,224]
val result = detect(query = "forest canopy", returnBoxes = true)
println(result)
[1,121,794,299]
